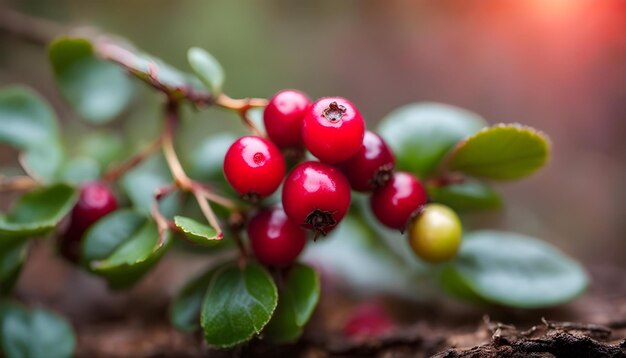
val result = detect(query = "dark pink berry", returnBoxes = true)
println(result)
[370,172,427,230]
[341,131,395,192]
[248,207,307,267]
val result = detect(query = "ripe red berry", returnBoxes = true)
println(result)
[263,89,310,149]
[341,131,395,192]
[343,302,394,339]
[370,172,427,230]
[247,207,307,267]
[282,161,351,236]
[302,97,365,164]
[223,136,286,201]
[59,182,118,262]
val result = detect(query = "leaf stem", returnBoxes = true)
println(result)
[0,175,39,192]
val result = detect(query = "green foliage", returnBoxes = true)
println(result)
[48,37,134,123]
[0,242,27,295]
[427,181,502,212]
[121,155,179,217]
[378,103,486,178]
[188,47,225,95]
[0,86,59,149]
[0,302,76,358]
[264,264,320,343]
[201,263,278,348]
[77,131,126,170]
[439,231,588,308]
[82,210,171,288]
[59,157,101,185]
[188,133,237,181]
[447,124,550,180]
[20,139,65,184]
[174,216,220,245]
[0,184,77,244]
[170,265,222,332]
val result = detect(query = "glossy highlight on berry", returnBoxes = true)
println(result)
[282,161,351,236]
[223,136,286,200]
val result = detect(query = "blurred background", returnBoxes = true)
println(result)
[0,0,624,267]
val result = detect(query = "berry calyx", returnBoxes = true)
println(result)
[341,131,395,192]
[59,182,118,262]
[408,203,462,263]
[263,89,310,149]
[282,161,351,236]
[302,97,365,164]
[223,136,286,200]
[370,172,427,230]
[343,302,394,339]
[247,207,307,267]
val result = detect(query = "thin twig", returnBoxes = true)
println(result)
[103,136,164,182]
[0,175,39,192]
[193,191,223,239]
[151,184,177,247]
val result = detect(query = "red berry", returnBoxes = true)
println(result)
[59,182,118,262]
[263,89,310,149]
[370,172,427,230]
[282,161,351,236]
[302,97,365,164]
[343,303,394,339]
[223,136,286,200]
[247,207,307,267]
[341,131,395,192]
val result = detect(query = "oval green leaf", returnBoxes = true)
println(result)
[264,264,320,343]
[378,103,486,178]
[201,263,278,348]
[59,157,101,185]
[188,47,225,95]
[78,131,125,170]
[188,133,237,181]
[0,86,59,149]
[0,184,77,241]
[121,155,178,217]
[174,216,220,246]
[447,124,550,180]
[439,230,588,308]
[170,265,223,332]
[427,181,502,212]
[0,302,76,358]
[48,37,134,124]
[82,209,171,288]
[19,139,65,184]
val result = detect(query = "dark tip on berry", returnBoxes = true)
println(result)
[322,101,347,122]
[242,191,262,204]
[304,208,337,238]
[369,164,394,189]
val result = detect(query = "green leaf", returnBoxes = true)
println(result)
[82,209,170,288]
[264,264,320,343]
[78,131,125,169]
[439,230,588,308]
[0,302,76,358]
[0,184,77,243]
[174,216,221,246]
[170,265,222,332]
[378,103,486,178]
[188,133,237,181]
[188,47,225,95]
[48,37,134,123]
[201,263,278,348]
[447,124,550,180]
[19,139,65,184]
[427,181,502,212]
[121,155,178,217]
[0,242,28,295]
[0,86,59,149]
[59,157,101,185]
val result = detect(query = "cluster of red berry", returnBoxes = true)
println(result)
[224,90,463,267]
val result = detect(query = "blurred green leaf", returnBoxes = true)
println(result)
[264,264,320,343]
[170,264,223,332]
[59,157,101,185]
[201,263,277,348]
[48,37,134,124]
[439,230,588,308]
[174,216,221,246]
[82,209,170,288]
[78,131,125,169]
[0,302,76,358]
[378,103,486,178]
[188,47,225,95]
[427,181,502,212]
[0,86,58,149]
[188,133,237,181]
[0,184,77,243]
[19,139,65,184]
[121,155,178,217]
[0,242,27,295]
[447,124,550,180]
